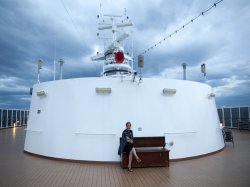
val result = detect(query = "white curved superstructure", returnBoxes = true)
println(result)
[24,77,224,161]
[24,10,224,162]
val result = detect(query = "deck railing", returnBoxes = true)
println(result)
[1,106,249,130]
[0,109,29,129]
[217,106,250,129]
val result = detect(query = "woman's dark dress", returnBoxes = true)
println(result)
[118,129,134,155]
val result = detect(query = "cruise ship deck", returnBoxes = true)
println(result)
[0,127,249,187]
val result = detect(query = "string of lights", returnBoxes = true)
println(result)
[136,0,224,58]
[60,0,81,36]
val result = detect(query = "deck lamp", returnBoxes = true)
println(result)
[182,63,187,80]
[208,93,215,98]
[138,55,144,81]
[37,59,43,84]
[58,59,65,80]
[201,63,206,80]
[165,141,174,148]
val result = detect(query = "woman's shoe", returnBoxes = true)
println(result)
[128,167,133,172]
[136,158,142,163]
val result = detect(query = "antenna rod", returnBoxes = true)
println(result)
[54,39,57,81]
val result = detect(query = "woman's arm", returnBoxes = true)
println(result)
[123,130,133,143]
[122,130,130,143]
[126,131,133,143]
[131,131,134,140]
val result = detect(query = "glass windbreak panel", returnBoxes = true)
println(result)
[23,111,26,125]
[25,111,29,125]
[0,109,2,128]
[12,110,17,126]
[240,107,249,122]
[224,108,231,127]
[2,110,7,128]
[21,111,25,125]
[17,110,21,126]
[24,111,27,125]
[23,111,27,125]
[217,109,223,123]
[8,110,12,127]
[27,111,29,124]
[231,108,239,128]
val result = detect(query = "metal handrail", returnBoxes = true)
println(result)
[74,132,116,136]
[164,131,197,134]
[24,129,42,133]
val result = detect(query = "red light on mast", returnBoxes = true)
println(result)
[114,52,124,64]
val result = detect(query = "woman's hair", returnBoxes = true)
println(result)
[126,122,131,126]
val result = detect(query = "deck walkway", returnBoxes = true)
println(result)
[0,127,250,187]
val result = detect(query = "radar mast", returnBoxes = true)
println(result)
[91,10,134,77]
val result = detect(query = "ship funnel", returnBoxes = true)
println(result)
[114,51,124,64]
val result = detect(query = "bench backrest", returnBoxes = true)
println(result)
[133,136,165,148]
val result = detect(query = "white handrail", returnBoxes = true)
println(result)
[164,131,197,134]
[74,132,116,136]
[24,129,42,133]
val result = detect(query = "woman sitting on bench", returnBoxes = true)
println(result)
[118,122,141,172]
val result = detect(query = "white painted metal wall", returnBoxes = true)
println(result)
[24,77,224,161]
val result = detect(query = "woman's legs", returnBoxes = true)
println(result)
[128,148,141,168]
[131,147,140,160]
[128,150,133,169]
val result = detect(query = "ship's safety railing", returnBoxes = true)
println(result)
[0,109,29,129]
[217,107,250,129]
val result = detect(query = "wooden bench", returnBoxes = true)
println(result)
[121,136,169,168]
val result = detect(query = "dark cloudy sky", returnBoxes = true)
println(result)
[0,0,249,109]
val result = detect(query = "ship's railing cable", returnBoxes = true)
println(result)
[60,0,89,76]
[60,0,81,36]
[136,0,224,58]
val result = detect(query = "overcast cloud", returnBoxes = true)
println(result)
[0,0,249,109]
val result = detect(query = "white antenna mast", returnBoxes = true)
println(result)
[92,8,134,77]
[54,38,57,81]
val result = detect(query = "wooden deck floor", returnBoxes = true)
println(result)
[0,127,249,187]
